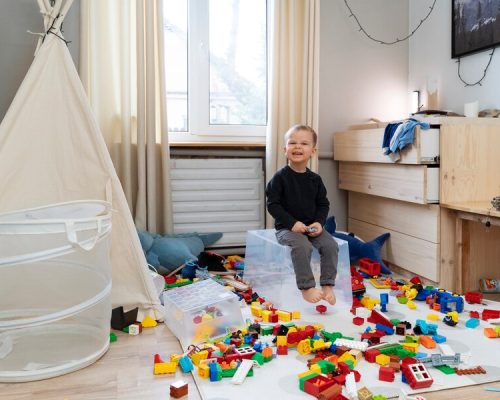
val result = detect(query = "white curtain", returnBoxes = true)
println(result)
[80,0,172,234]
[266,0,320,179]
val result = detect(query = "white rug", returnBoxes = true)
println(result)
[193,276,500,399]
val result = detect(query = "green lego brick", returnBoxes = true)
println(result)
[252,352,265,365]
[343,359,354,370]
[261,326,273,335]
[164,280,192,289]
[299,372,318,391]
[316,360,336,374]
[435,365,456,375]
[390,318,400,326]
[321,330,343,342]
[109,332,117,343]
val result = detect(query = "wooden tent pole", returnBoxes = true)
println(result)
[50,0,63,21]
[36,0,49,30]
[53,0,74,32]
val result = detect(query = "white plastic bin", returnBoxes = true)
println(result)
[0,201,112,382]
[162,279,244,348]
[244,229,351,307]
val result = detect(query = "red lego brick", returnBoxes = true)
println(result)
[367,309,394,328]
[401,363,433,389]
[464,292,483,304]
[353,317,364,326]
[303,375,336,397]
[364,348,381,363]
[482,309,500,321]
[316,304,328,314]
[317,383,342,400]
[359,258,381,276]
[379,366,395,382]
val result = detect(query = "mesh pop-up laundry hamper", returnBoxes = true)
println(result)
[0,201,112,382]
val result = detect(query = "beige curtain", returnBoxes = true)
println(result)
[266,0,320,180]
[80,0,172,234]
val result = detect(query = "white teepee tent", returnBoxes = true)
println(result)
[0,0,163,319]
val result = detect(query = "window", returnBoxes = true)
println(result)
[163,0,268,142]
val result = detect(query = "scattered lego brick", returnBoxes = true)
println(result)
[170,380,188,398]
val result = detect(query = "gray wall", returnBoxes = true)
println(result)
[409,0,500,113]
[318,0,410,231]
[0,0,80,122]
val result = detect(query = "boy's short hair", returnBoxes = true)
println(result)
[284,125,317,146]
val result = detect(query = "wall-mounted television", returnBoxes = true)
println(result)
[452,0,500,58]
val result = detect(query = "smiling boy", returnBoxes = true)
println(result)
[266,125,338,304]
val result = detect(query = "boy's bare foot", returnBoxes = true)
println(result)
[301,287,323,303]
[321,286,336,305]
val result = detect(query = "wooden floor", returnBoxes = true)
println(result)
[0,323,498,400]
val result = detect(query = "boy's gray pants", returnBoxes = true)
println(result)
[276,229,338,290]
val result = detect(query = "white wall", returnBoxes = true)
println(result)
[319,0,410,230]
[409,0,500,113]
[0,0,80,122]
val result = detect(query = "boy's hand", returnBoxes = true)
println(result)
[292,221,307,233]
[307,222,322,237]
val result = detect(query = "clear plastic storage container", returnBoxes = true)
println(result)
[244,229,352,307]
[0,201,112,382]
[162,279,244,347]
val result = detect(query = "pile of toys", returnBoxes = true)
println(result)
[142,257,500,399]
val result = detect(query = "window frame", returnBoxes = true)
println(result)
[166,0,269,144]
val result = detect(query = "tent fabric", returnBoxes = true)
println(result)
[0,31,164,319]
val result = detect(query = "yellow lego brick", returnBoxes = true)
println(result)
[170,354,181,364]
[292,311,301,319]
[407,300,417,310]
[277,310,291,322]
[198,363,210,378]
[312,339,329,351]
[361,297,380,310]
[309,364,321,374]
[201,314,213,322]
[250,305,263,317]
[338,351,356,367]
[297,339,312,355]
[402,342,419,353]
[154,362,176,375]
[141,315,157,328]
[276,335,287,346]
[375,354,390,366]
[191,350,209,366]
[261,310,271,322]
[427,313,440,321]
[448,311,459,323]
[298,369,316,379]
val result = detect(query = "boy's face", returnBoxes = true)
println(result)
[284,129,317,165]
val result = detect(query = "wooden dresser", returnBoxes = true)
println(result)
[334,122,442,283]
[333,117,500,292]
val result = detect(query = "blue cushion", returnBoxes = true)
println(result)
[137,230,223,274]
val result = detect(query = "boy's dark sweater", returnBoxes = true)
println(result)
[266,166,330,230]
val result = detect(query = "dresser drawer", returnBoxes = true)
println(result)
[348,218,440,282]
[339,162,439,204]
[334,126,439,164]
[348,192,440,243]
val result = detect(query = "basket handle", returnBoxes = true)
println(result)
[65,220,103,251]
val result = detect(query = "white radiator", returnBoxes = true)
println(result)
[170,158,265,247]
